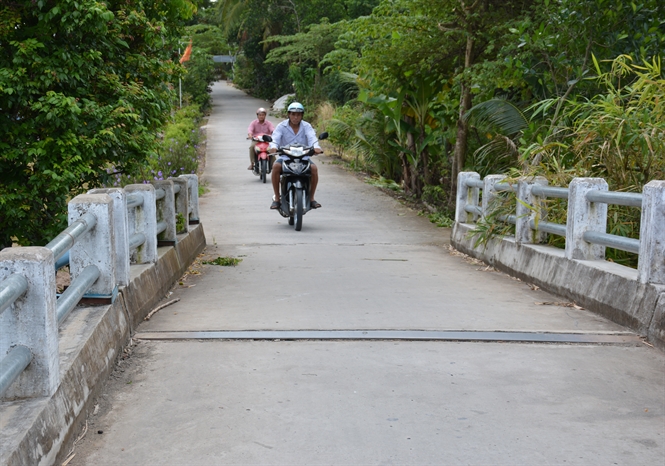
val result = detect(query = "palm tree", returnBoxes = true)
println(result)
[464,98,529,174]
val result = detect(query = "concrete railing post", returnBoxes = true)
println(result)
[638,180,665,284]
[170,177,189,234]
[516,176,549,244]
[566,178,608,260]
[69,194,116,298]
[179,174,200,224]
[153,180,177,246]
[455,172,481,223]
[0,247,59,398]
[482,175,507,218]
[125,184,158,264]
[88,188,130,286]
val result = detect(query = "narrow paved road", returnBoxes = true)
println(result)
[70,82,664,465]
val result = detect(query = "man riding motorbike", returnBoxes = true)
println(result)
[247,107,275,173]
[268,102,323,209]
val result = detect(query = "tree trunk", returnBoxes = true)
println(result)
[420,125,430,185]
[451,34,474,200]
[399,152,411,192]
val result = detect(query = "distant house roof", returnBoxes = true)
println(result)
[212,55,235,63]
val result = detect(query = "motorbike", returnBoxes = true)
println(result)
[251,134,273,183]
[266,132,328,231]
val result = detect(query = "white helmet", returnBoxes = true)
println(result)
[287,102,305,113]
[256,107,267,115]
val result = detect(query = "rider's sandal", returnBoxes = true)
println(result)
[270,200,280,209]
[310,200,322,209]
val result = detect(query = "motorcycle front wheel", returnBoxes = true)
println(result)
[260,159,267,183]
[294,188,304,231]
[287,188,295,225]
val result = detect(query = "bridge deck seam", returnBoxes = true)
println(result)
[134,330,643,345]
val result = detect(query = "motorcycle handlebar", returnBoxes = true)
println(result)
[275,146,322,156]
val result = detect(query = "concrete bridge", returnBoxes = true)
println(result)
[1,82,664,465]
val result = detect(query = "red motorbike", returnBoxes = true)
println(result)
[252,134,273,183]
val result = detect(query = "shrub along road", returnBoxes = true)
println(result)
[68,82,664,465]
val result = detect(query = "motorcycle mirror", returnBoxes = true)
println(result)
[262,135,273,142]
[318,132,329,140]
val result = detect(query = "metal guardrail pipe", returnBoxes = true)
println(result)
[0,274,29,317]
[126,192,144,209]
[45,212,97,261]
[531,185,570,199]
[464,205,483,216]
[156,221,167,236]
[583,231,640,254]
[494,183,517,193]
[56,265,100,325]
[155,188,166,201]
[0,345,32,398]
[54,251,70,271]
[530,219,567,237]
[465,179,484,189]
[586,191,643,208]
[499,215,517,225]
[129,232,146,251]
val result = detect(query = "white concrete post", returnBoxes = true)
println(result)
[638,180,665,284]
[565,178,608,260]
[0,247,59,398]
[69,194,116,296]
[516,177,549,244]
[170,177,189,234]
[455,172,481,223]
[153,180,177,246]
[179,174,200,224]
[88,188,130,286]
[125,184,158,264]
[482,175,507,218]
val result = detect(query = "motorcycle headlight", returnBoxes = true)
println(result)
[284,146,304,157]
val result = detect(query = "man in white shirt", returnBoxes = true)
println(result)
[268,102,323,209]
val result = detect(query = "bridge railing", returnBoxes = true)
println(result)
[455,172,665,285]
[0,175,200,400]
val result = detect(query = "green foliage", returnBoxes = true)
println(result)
[366,176,402,192]
[466,192,516,250]
[326,101,402,179]
[175,212,187,232]
[0,0,196,248]
[427,212,454,228]
[202,256,242,266]
[521,55,665,190]
[110,105,203,186]
[182,48,217,111]
[421,186,448,210]
[220,0,379,99]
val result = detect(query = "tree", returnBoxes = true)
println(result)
[323,0,529,197]
[0,0,196,248]
[218,0,379,99]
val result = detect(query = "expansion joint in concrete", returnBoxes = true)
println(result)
[134,330,643,345]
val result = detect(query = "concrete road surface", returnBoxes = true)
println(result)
[68,82,664,466]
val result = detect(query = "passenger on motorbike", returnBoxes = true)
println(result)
[247,107,275,172]
[268,102,323,209]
